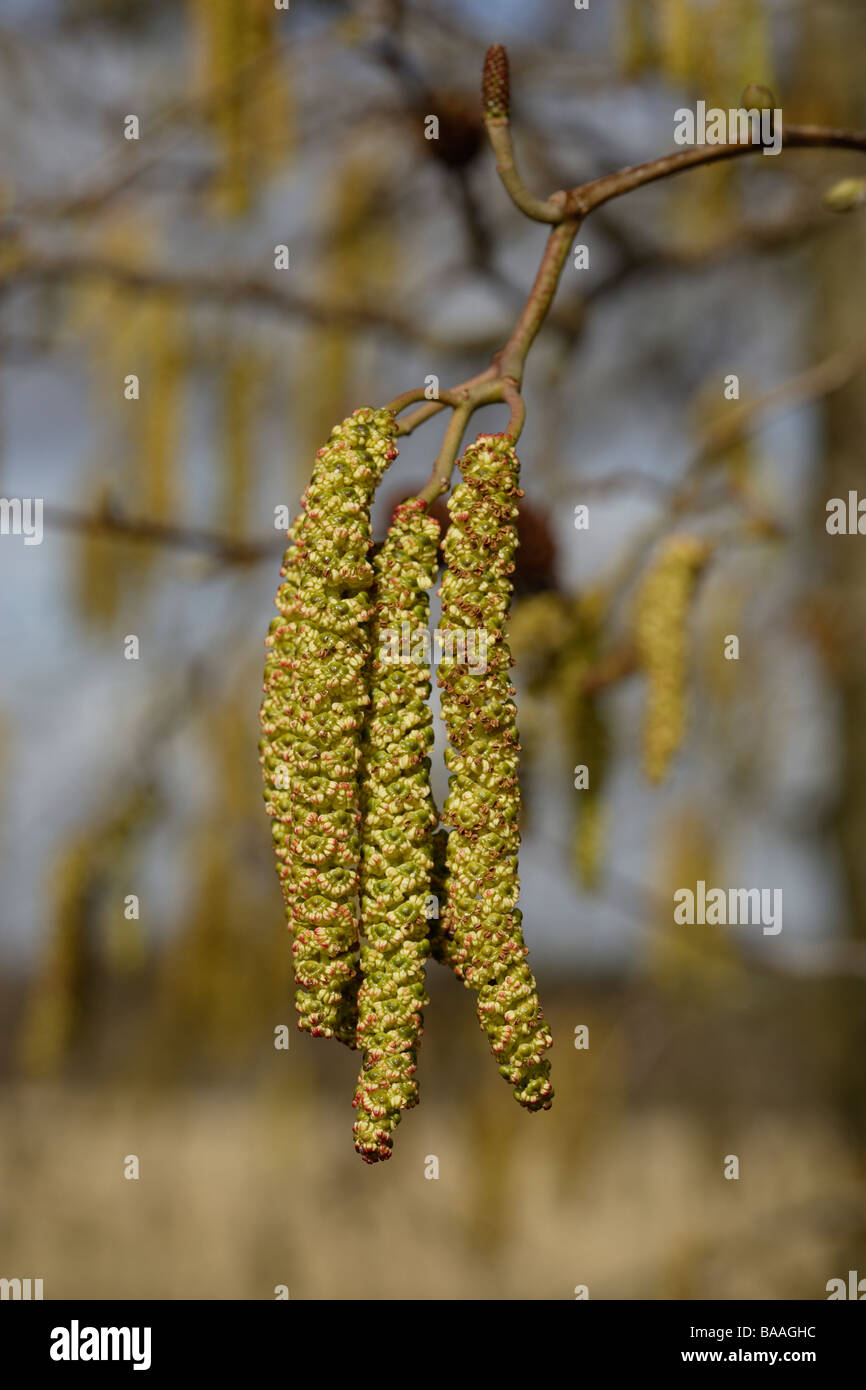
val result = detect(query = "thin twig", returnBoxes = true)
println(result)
[484,118,567,225]
[497,218,581,384]
[566,127,866,217]
[393,366,499,436]
[696,348,864,459]
[2,41,287,224]
[502,380,526,441]
[481,45,566,224]
[392,46,866,506]
[42,503,284,564]
[417,403,474,506]
[1,252,488,354]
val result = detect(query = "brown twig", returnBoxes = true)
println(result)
[696,348,864,459]
[2,253,487,354]
[501,379,526,441]
[578,641,637,696]
[565,127,866,218]
[391,366,498,436]
[396,45,866,506]
[584,347,860,630]
[416,403,475,506]
[43,503,284,564]
[2,41,287,225]
[496,219,580,384]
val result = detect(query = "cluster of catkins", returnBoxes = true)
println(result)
[260,409,552,1162]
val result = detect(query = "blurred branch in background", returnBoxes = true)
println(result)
[42,500,284,564]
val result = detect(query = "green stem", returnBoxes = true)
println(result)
[386,385,465,417]
[390,367,497,437]
[484,118,566,224]
[417,404,474,506]
[502,380,526,441]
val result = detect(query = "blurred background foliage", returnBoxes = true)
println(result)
[1,0,866,1298]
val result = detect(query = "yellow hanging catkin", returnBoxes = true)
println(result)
[221,352,259,534]
[617,0,656,79]
[551,594,608,891]
[634,535,710,783]
[259,408,397,1045]
[72,212,158,621]
[507,590,610,889]
[18,844,92,1078]
[189,0,293,217]
[352,500,440,1163]
[437,434,553,1113]
[658,0,694,85]
[139,293,185,523]
[299,153,398,460]
[561,668,609,891]
[650,809,739,997]
[19,789,155,1076]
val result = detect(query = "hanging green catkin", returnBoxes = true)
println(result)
[259,407,397,1046]
[437,434,553,1112]
[634,535,710,783]
[352,500,440,1163]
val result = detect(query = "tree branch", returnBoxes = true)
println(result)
[566,127,866,217]
[497,218,580,384]
[390,46,866,507]
[43,503,284,565]
[0,252,498,357]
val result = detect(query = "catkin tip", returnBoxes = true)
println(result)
[482,44,510,120]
